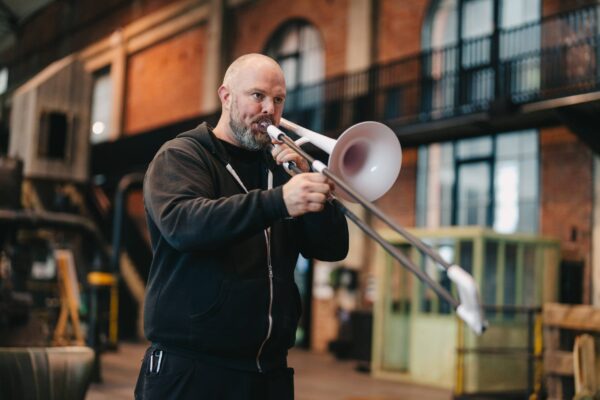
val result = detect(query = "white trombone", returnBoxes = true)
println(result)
[265,118,487,335]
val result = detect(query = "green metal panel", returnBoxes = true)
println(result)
[497,240,506,311]
[372,226,560,393]
[381,256,411,371]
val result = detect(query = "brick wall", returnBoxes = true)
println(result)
[540,126,593,303]
[377,0,430,63]
[375,146,418,228]
[124,25,207,135]
[230,0,349,77]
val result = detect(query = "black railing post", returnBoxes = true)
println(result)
[456,0,465,113]
[492,0,501,99]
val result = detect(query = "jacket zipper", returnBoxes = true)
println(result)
[224,164,274,373]
[255,244,273,372]
[225,164,273,372]
[255,168,275,372]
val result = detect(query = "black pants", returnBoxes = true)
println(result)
[134,346,294,400]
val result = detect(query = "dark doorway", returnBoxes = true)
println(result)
[559,260,584,304]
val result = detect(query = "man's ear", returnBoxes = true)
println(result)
[218,85,231,111]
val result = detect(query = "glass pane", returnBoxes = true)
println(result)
[462,0,493,39]
[440,143,455,226]
[457,162,491,226]
[496,132,520,159]
[518,200,538,233]
[300,48,323,85]
[518,130,538,156]
[456,136,492,159]
[431,0,459,48]
[497,130,537,158]
[299,25,324,86]
[494,160,519,233]
[416,146,429,227]
[90,69,112,144]
[426,144,442,227]
[501,0,540,29]
[300,25,321,51]
[519,158,537,199]
[279,27,299,55]
[494,131,539,233]
[280,58,298,89]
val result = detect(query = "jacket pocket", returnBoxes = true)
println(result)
[189,280,231,323]
[189,278,269,358]
[271,278,302,350]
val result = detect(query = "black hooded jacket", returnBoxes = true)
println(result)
[142,123,349,372]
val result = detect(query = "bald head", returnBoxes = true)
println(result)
[222,53,284,87]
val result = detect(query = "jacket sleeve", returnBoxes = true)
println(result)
[144,145,288,252]
[296,200,349,262]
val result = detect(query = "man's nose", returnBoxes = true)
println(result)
[261,99,274,114]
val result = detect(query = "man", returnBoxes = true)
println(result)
[134,53,349,399]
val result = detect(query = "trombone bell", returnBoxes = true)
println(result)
[332,121,402,202]
[279,118,402,202]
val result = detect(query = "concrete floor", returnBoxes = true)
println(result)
[87,342,452,400]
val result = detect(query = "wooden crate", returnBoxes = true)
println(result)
[543,303,600,399]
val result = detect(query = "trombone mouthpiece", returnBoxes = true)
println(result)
[258,121,271,130]
[266,125,282,141]
[258,120,281,141]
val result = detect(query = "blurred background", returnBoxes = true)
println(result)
[0,0,599,399]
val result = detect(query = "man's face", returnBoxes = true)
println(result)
[226,63,286,150]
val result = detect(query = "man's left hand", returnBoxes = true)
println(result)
[271,143,310,174]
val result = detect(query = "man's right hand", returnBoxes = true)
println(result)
[282,173,333,217]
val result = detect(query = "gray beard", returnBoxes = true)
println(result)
[229,118,270,151]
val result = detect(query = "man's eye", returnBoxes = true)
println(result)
[274,97,285,104]
[252,93,264,100]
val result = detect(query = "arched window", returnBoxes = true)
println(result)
[423,0,540,115]
[265,20,324,130]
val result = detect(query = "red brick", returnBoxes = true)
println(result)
[375,147,417,228]
[124,26,207,135]
[540,126,593,302]
[377,0,430,63]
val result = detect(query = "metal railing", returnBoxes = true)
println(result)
[283,4,600,135]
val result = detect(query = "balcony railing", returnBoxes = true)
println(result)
[283,4,600,136]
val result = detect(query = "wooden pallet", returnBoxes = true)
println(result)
[543,303,600,399]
